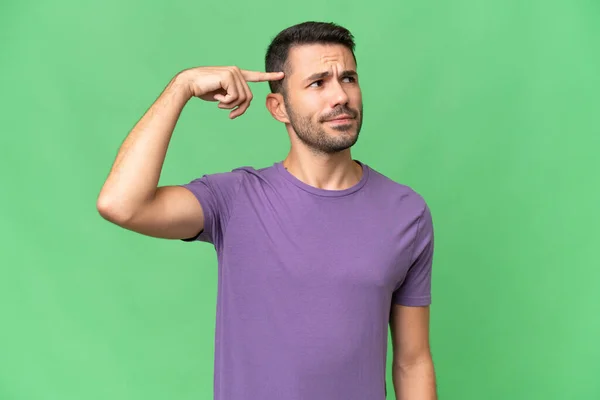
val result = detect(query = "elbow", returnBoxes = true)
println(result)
[96,193,133,225]
[392,353,434,372]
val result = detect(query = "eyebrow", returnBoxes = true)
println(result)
[304,70,358,83]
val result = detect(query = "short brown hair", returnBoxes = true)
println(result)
[264,21,357,96]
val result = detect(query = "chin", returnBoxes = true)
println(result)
[330,134,359,150]
[327,125,355,134]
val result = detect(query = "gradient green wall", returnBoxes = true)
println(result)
[1,0,599,399]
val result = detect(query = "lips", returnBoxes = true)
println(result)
[327,115,354,122]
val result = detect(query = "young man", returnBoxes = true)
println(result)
[97,21,437,400]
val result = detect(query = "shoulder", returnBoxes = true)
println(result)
[364,165,435,246]
[188,162,277,186]
[363,163,430,212]
[231,163,278,180]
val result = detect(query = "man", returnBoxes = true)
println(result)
[97,21,437,400]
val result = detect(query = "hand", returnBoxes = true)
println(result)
[179,66,284,119]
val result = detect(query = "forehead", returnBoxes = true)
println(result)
[286,44,356,79]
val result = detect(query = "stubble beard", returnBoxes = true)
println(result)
[284,101,364,155]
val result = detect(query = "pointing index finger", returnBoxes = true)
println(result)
[241,70,285,82]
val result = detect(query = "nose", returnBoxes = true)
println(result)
[328,80,350,108]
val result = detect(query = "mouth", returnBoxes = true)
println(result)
[326,115,354,123]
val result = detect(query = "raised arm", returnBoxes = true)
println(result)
[96,66,284,239]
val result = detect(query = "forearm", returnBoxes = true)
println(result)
[392,357,437,400]
[97,73,191,219]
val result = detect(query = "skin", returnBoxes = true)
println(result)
[266,44,364,191]
[96,67,284,239]
[389,304,437,399]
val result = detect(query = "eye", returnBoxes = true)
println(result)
[342,76,356,83]
[309,80,324,87]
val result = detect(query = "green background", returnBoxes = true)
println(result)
[1,0,599,399]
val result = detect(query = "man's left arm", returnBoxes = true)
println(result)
[389,304,437,400]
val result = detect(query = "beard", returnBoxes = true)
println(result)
[284,101,363,155]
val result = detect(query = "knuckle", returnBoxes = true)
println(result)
[227,66,240,75]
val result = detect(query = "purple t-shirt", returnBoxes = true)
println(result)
[181,160,434,400]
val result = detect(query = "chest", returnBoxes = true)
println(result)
[220,189,419,295]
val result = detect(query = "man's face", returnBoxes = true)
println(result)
[282,44,363,154]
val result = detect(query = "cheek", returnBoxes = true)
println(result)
[303,100,325,121]
[289,92,328,122]
[350,88,362,103]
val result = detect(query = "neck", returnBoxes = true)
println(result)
[282,146,363,191]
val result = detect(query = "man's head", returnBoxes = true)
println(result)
[265,22,363,155]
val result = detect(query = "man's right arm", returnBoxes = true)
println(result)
[96,66,284,239]
[96,73,204,239]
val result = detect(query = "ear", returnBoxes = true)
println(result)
[266,93,290,124]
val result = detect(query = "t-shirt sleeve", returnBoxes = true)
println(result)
[392,203,434,306]
[179,170,244,250]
